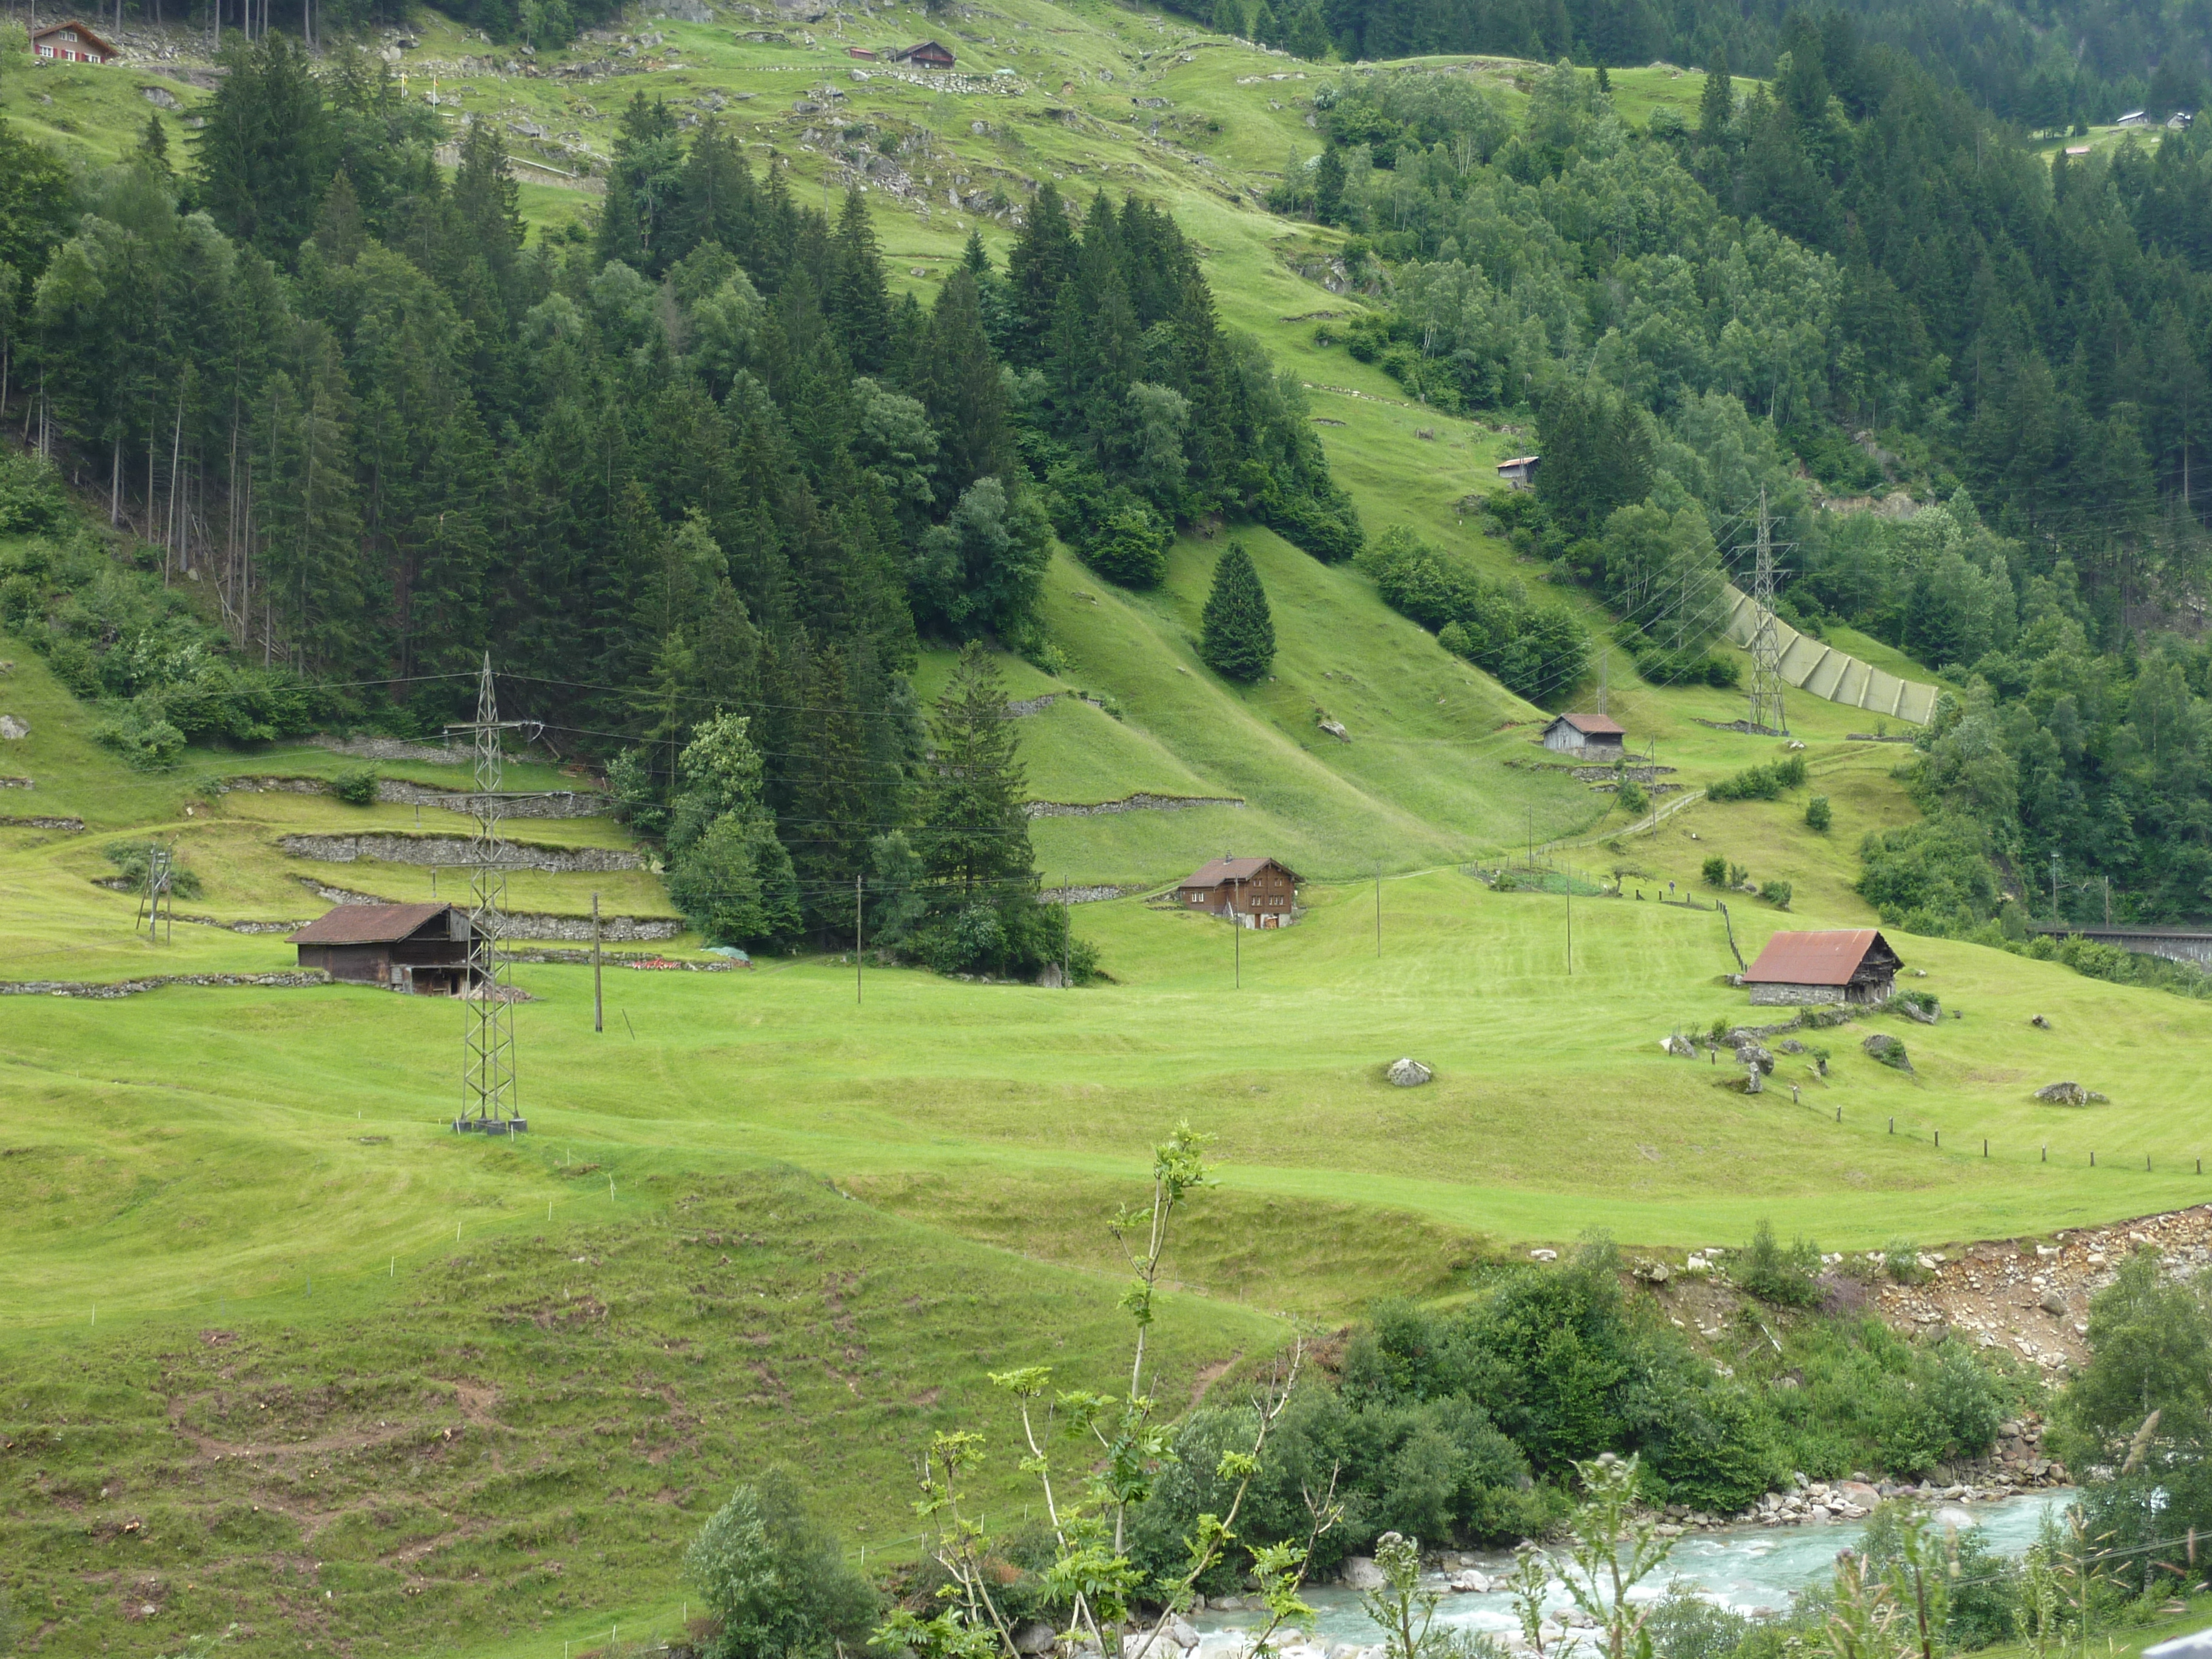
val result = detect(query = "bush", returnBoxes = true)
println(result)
[1863,1032,1911,1070]
[93,701,186,770]
[1617,779,1648,817]
[1736,1218,1822,1307]
[1700,854,1727,886]
[1728,862,1749,887]
[1883,1241,1920,1283]
[1082,504,1171,588]
[332,765,380,806]
[102,839,205,899]
[1805,794,1832,832]
[685,1466,877,1659]
[1760,879,1793,909]
[1707,754,1806,802]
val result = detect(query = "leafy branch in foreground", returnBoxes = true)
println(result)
[877,1123,1330,1659]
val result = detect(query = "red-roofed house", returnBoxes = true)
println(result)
[289,901,477,993]
[1173,856,1301,927]
[1743,928,1902,1007]
[1541,711,1626,756]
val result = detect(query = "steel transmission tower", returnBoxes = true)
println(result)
[449,654,528,1134]
[1744,488,1791,736]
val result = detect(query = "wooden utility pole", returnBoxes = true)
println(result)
[1233,880,1242,988]
[1375,859,1382,957]
[592,892,603,1033]
[856,873,863,1006]
[1062,876,1071,988]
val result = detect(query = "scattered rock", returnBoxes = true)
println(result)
[1633,1259,1671,1285]
[2030,1014,2051,1028]
[1894,996,1941,1025]
[1735,1041,1775,1074]
[141,84,179,107]
[0,715,26,740]
[1448,1569,1493,1594]
[1529,1247,1558,1262]
[1318,717,1350,742]
[1341,1556,1387,1590]
[2039,1289,2068,1316]
[1014,1624,1057,1656]
[1386,1056,1432,1087]
[1743,1064,1764,1094]
[1660,1033,1698,1057]
[1169,1620,1200,1650]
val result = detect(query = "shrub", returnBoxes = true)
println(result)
[93,702,186,770]
[1708,754,1806,802]
[685,1466,877,1659]
[1082,505,1171,589]
[1727,862,1749,887]
[1701,854,1727,886]
[1646,1584,1750,1659]
[1760,879,1793,910]
[332,765,380,806]
[102,839,205,899]
[1805,794,1831,831]
[1883,1240,1922,1284]
[1735,1218,1822,1307]
[1617,779,1649,817]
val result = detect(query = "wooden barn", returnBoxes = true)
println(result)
[1743,928,1903,1007]
[1174,856,1300,927]
[290,902,478,993]
[1496,454,1540,488]
[892,38,956,66]
[1541,711,1626,756]
[30,21,119,62]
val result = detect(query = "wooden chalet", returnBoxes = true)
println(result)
[1496,454,1540,488]
[1743,928,1903,1007]
[289,901,478,994]
[891,38,955,66]
[30,20,119,62]
[1541,711,1626,756]
[1174,856,1300,927]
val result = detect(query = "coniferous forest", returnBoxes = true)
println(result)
[0,34,1356,970]
[1276,38,2212,938]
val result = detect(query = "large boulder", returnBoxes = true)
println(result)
[1735,1041,1775,1074]
[1386,1057,1433,1087]
[1448,1569,1494,1593]
[1660,1034,1698,1058]
[1862,1033,1912,1071]
[1341,1555,1388,1590]
[2034,1081,2106,1105]
[1014,1624,1058,1656]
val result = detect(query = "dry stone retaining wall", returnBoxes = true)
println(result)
[0,970,332,999]
[280,832,642,872]
[1024,793,1244,819]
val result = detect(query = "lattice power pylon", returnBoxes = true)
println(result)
[448,654,529,1135]
[1744,488,1791,737]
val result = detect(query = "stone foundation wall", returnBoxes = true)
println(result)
[1748,982,1847,1006]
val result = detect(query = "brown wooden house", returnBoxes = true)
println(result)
[892,38,955,66]
[30,20,119,62]
[1174,856,1300,927]
[290,902,477,993]
[1743,928,1903,1007]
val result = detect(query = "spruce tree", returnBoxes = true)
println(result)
[1698,44,1733,143]
[1289,2,1330,59]
[1212,0,1246,35]
[1200,541,1276,682]
[919,642,1034,901]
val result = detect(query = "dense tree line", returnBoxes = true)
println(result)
[1281,49,2212,922]
[0,36,1355,970]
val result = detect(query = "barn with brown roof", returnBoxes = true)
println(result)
[289,902,478,994]
[1743,928,1902,1007]
[891,38,954,66]
[1173,856,1300,927]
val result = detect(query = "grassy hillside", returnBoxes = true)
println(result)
[7,13,2188,1658]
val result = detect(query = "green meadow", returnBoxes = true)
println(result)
[0,10,2189,1655]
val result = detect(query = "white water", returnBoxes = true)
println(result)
[1191,1489,2077,1652]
